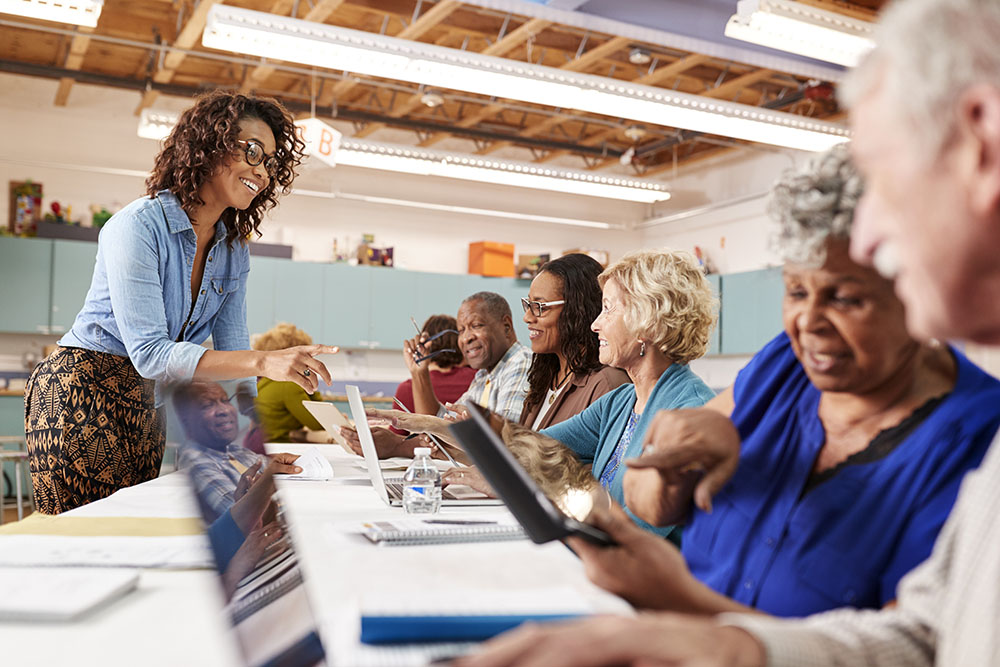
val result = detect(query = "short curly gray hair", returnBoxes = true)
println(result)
[768,144,864,267]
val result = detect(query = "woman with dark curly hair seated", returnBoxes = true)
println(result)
[24,91,336,514]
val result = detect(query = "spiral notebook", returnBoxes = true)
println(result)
[361,519,527,546]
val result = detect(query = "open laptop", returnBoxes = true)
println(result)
[448,403,614,546]
[344,385,503,508]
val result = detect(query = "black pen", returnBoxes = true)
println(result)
[423,519,497,525]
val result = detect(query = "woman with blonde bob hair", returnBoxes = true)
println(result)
[253,322,333,443]
[533,248,717,540]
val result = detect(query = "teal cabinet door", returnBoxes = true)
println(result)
[0,238,52,333]
[414,272,474,324]
[706,274,721,356]
[720,267,785,355]
[273,260,326,343]
[322,264,372,348]
[246,256,281,338]
[50,240,98,335]
[370,269,420,350]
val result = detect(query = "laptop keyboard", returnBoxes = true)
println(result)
[385,477,405,500]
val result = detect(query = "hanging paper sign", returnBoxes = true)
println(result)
[294,118,342,168]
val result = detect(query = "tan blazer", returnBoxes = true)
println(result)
[519,366,632,430]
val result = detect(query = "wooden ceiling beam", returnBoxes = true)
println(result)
[634,52,712,87]
[54,27,93,106]
[395,0,461,40]
[134,0,223,114]
[481,17,551,56]
[560,35,629,72]
[352,92,426,138]
[703,68,773,100]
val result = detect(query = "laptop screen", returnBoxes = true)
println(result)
[166,379,326,667]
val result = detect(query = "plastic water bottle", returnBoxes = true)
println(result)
[402,447,442,514]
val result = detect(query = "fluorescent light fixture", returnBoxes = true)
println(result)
[202,5,849,153]
[0,0,102,27]
[335,140,671,203]
[137,108,178,140]
[725,0,875,68]
[133,107,667,202]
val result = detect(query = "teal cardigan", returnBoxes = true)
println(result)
[543,363,715,539]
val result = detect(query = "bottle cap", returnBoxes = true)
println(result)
[414,447,432,457]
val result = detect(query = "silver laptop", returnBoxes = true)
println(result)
[345,385,503,507]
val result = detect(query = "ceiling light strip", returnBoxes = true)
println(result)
[202,6,849,153]
[725,0,875,68]
[337,140,670,203]
[136,110,671,202]
[0,0,103,27]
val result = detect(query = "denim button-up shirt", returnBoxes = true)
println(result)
[60,191,252,402]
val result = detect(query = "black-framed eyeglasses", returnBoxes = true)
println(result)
[237,139,279,175]
[521,297,565,317]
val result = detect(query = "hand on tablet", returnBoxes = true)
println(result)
[567,504,697,612]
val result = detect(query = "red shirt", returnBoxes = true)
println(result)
[393,366,478,413]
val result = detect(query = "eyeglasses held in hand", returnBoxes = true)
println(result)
[237,139,279,175]
[414,348,458,364]
[521,297,566,317]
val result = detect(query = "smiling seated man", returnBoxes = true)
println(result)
[342,291,532,460]
[174,380,264,522]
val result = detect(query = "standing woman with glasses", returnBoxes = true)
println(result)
[24,90,337,514]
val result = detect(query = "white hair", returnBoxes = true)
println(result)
[768,144,863,267]
[840,0,1000,157]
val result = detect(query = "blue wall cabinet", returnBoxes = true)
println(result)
[0,237,52,334]
[273,260,326,343]
[706,274,722,356]
[369,268,421,350]
[719,267,784,355]
[50,240,98,335]
[323,264,372,348]
[246,256,280,338]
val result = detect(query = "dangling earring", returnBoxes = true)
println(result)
[639,341,646,357]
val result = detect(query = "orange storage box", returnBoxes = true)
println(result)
[469,241,515,277]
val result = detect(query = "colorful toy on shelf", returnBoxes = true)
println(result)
[8,180,43,236]
[43,201,75,224]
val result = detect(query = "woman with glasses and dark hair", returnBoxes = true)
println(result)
[517,253,630,430]
[24,90,337,514]
[395,314,476,415]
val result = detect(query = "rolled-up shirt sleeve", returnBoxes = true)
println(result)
[102,216,206,383]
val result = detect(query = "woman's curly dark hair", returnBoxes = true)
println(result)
[145,90,305,246]
[523,253,605,416]
[420,314,462,368]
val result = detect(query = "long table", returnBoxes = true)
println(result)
[1,444,630,666]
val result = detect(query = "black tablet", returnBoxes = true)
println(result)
[448,405,614,547]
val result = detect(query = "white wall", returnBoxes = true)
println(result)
[640,149,808,273]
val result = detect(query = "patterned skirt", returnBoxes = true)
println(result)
[24,347,165,514]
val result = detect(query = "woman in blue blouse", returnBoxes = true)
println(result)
[540,248,717,540]
[562,146,1000,618]
[24,91,336,514]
